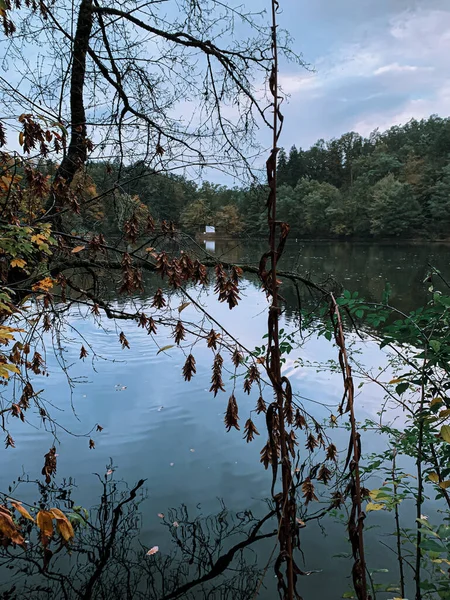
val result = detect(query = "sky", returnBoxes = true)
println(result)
[271,0,450,151]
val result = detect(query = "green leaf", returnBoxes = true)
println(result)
[396,382,409,395]
[420,539,443,553]
[430,339,441,353]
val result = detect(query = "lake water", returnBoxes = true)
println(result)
[1,240,449,599]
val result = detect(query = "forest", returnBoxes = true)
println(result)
[65,114,450,239]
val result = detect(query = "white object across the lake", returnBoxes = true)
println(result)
[205,225,215,233]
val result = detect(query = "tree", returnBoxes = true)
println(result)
[215,205,243,234]
[180,199,212,232]
[429,164,450,233]
[368,174,421,236]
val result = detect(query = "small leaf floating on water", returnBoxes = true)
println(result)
[106,469,113,476]
[89,439,95,449]
[96,424,103,432]
[79,345,88,360]
[169,462,174,467]
[146,546,159,556]
[157,513,164,519]
[190,448,195,453]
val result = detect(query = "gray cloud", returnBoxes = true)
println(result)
[275,1,450,150]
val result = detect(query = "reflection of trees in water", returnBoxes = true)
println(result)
[0,473,277,600]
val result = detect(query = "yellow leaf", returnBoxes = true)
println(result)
[439,480,450,489]
[49,508,75,542]
[432,558,450,565]
[389,378,403,384]
[439,409,450,418]
[0,364,20,379]
[178,302,191,313]
[428,472,440,483]
[10,501,35,523]
[10,258,26,269]
[440,425,450,443]
[19,131,24,146]
[36,510,54,538]
[368,489,380,500]
[157,345,175,355]
[71,245,85,254]
[366,502,385,512]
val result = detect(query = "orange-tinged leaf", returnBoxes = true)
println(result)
[0,511,25,547]
[10,258,26,269]
[428,472,440,483]
[439,480,450,489]
[36,510,54,538]
[71,245,85,254]
[439,409,450,419]
[146,545,159,555]
[32,277,54,292]
[11,501,35,522]
[19,131,24,146]
[49,508,74,542]
[389,378,403,384]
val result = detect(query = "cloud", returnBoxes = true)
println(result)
[276,4,450,150]
[373,63,424,75]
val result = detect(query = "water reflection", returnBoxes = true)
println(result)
[1,240,446,599]
[204,239,216,253]
[0,471,277,599]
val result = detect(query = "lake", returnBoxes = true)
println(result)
[1,240,448,599]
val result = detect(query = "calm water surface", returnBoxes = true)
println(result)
[2,240,449,598]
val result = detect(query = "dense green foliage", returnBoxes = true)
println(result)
[80,115,450,239]
[276,115,450,238]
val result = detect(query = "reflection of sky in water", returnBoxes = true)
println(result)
[1,241,443,599]
[204,239,216,252]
